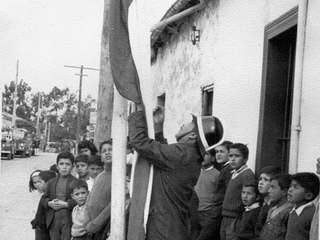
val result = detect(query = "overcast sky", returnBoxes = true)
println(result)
[1,0,174,101]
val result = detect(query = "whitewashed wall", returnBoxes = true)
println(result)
[151,0,319,173]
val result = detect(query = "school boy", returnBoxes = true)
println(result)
[70,179,89,240]
[83,140,113,240]
[42,151,77,240]
[128,105,225,240]
[310,158,320,240]
[285,172,319,240]
[75,154,90,181]
[197,141,233,240]
[86,155,104,191]
[220,143,255,240]
[255,166,282,239]
[259,173,293,240]
[193,153,220,238]
[237,180,261,240]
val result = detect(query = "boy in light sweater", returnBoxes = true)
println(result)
[70,179,89,240]
[220,143,255,240]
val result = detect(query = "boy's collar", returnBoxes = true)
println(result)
[290,201,314,216]
[231,164,248,179]
[245,202,260,211]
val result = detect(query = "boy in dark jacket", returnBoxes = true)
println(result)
[285,172,319,240]
[42,151,77,240]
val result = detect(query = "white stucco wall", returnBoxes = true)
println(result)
[151,0,318,173]
[296,0,320,172]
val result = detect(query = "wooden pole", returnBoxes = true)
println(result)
[36,92,41,138]
[77,65,83,149]
[94,0,114,147]
[12,60,19,128]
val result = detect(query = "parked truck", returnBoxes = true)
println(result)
[1,131,15,160]
[1,128,34,159]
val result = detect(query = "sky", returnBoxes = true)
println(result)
[1,0,174,101]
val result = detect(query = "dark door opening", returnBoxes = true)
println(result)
[256,9,297,173]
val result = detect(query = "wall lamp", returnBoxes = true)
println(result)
[190,25,200,45]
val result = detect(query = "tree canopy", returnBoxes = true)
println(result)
[2,80,96,142]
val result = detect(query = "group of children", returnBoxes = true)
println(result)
[192,141,319,240]
[28,137,319,240]
[29,139,130,240]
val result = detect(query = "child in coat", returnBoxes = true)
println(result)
[259,173,293,240]
[285,172,319,240]
[255,166,282,239]
[237,180,261,240]
[220,143,256,240]
[30,170,57,240]
[42,151,77,240]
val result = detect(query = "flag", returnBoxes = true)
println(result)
[109,0,142,104]
[109,0,152,239]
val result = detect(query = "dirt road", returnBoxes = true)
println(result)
[0,152,56,240]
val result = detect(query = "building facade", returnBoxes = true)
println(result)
[149,0,320,173]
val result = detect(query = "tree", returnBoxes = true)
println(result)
[2,79,33,120]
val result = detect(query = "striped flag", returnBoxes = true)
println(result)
[109,0,153,239]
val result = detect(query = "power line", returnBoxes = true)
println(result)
[64,65,100,152]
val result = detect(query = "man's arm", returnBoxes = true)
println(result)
[128,110,193,170]
[84,204,111,233]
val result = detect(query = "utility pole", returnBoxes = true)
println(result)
[64,65,99,154]
[12,60,19,128]
[36,92,42,138]
[47,122,51,142]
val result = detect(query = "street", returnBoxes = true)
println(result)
[0,152,56,240]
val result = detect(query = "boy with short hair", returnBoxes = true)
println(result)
[255,166,282,239]
[75,154,90,181]
[193,152,220,238]
[260,173,293,240]
[86,155,104,191]
[285,172,319,240]
[310,158,320,240]
[237,180,261,240]
[220,143,255,240]
[70,179,89,240]
[42,151,77,240]
[197,140,233,240]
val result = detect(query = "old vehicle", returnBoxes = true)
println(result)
[14,128,33,158]
[1,132,15,160]
[1,128,34,158]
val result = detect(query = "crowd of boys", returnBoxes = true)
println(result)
[191,145,319,240]
[33,105,320,240]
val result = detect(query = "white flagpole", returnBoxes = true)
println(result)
[129,0,154,233]
[110,87,128,240]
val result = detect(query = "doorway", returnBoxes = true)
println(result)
[256,7,298,173]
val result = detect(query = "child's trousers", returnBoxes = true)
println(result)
[220,217,241,240]
[49,211,72,240]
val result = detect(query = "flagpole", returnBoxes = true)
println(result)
[128,0,154,235]
[110,88,127,240]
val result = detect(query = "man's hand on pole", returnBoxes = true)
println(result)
[153,106,164,133]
